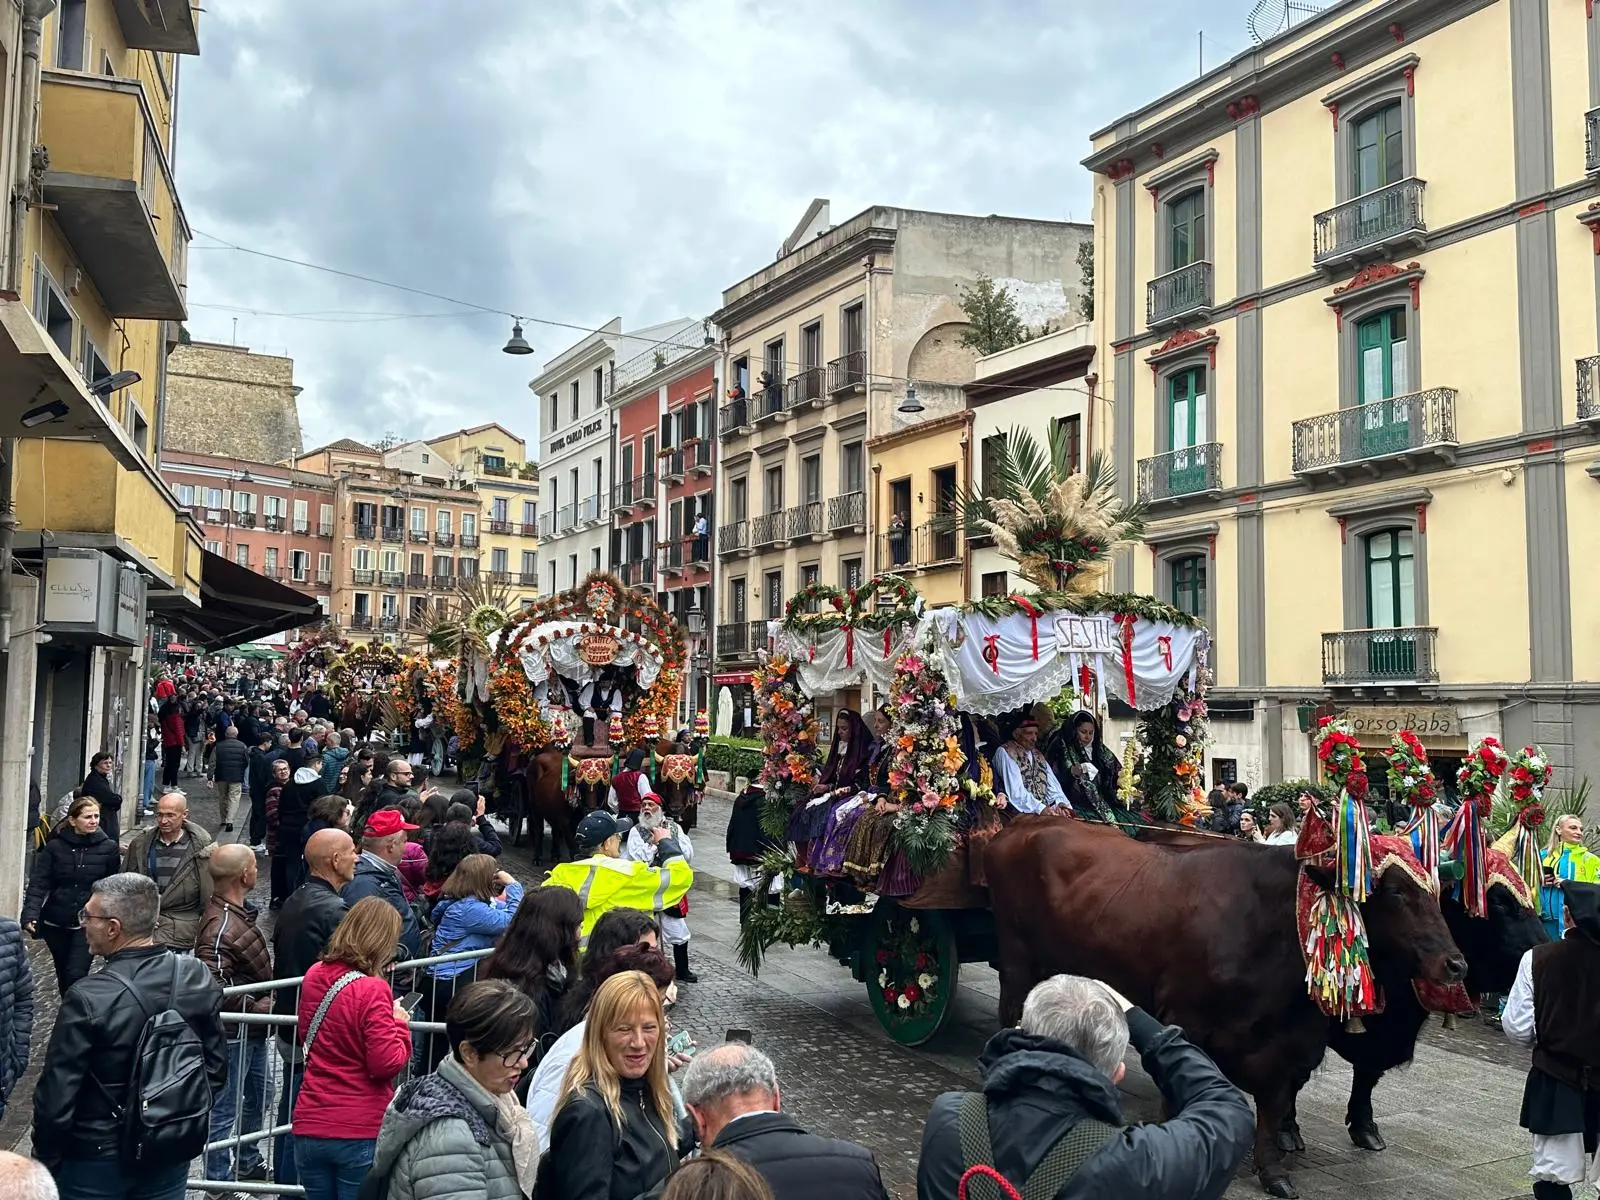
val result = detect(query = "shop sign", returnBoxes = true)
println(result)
[1335,705,1461,740]
[547,416,604,456]
[44,550,138,645]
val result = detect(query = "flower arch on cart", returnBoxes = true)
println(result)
[324,641,406,702]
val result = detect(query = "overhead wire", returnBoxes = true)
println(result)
[190,229,1105,402]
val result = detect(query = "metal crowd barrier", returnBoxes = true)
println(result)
[190,947,495,1196]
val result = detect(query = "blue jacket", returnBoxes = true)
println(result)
[342,853,422,958]
[427,882,523,979]
[320,745,352,796]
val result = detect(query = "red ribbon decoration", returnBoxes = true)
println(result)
[807,645,816,663]
[884,628,892,655]
[1116,614,1138,702]
[1078,664,1094,696]
[844,625,855,668]
[1157,634,1172,672]
[982,635,1001,674]
[1009,594,1041,660]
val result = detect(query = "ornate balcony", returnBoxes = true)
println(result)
[1137,443,1224,503]
[1578,355,1600,424]
[748,620,770,652]
[1588,109,1600,174]
[1147,261,1213,329]
[489,571,512,584]
[409,528,430,544]
[431,574,455,589]
[637,475,657,509]
[827,350,866,395]
[234,512,256,529]
[827,490,866,533]
[518,571,538,586]
[434,532,455,547]
[751,512,787,549]
[1313,178,1427,270]
[788,501,823,542]
[786,367,824,410]
[350,613,373,630]
[719,397,750,438]
[1291,389,1457,479]
[716,622,748,659]
[659,539,684,576]
[690,439,713,476]
[406,573,428,588]
[753,382,786,423]
[263,515,286,533]
[489,519,512,535]
[718,520,749,557]
[662,450,685,484]
[351,569,374,585]
[519,522,538,538]
[460,533,479,549]
[381,526,404,543]
[378,571,403,587]
[378,615,400,632]
[1322,627,1439,687]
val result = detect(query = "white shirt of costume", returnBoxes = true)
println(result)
[992,744,1070,814]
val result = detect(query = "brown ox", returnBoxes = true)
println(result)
[652,752,701,830]
[986,816,1465,1198]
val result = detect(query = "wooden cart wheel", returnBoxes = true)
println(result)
[866,905,959,1046]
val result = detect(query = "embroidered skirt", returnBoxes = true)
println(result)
[812,796,868,876]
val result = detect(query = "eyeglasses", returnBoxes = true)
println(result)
[495,1042,536,1067]
[77,909,115,925]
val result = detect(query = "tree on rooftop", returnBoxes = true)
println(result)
[957,275,1029,356]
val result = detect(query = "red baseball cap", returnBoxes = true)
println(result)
[364,809,419,838]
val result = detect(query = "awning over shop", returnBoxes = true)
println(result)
[0,295,144,469]
[161,550,323,652]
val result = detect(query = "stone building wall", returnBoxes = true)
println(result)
[163,342,305,463]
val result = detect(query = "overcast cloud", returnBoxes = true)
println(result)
[177,0,1258,455]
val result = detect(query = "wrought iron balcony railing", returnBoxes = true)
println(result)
[1578,355,1600,421]
[378,615,400,631]
[233,512,256,529]
[1147,261,1213,327]
[659,540,683,573]
[786,367,824,409]
[788,501,823,541]
[350,613,373,630]
[409,528,429,543]
[917,519,960,566]
[1291,389,1456,476]
[351,569,374,585]
[1588,109,1600,174]
[716,622,748,658]
[488,571,512,584]
[754,382,786,421]
[378,571,404,587]
[263,515,285,533]
[519,571,538,586]
[662,450,685,481]
[690,439,713,473]
[1322,627,1439,686]
[718,520,749,556]
[1313,178,1427,267]
[519,522,537,538]
[460,533,479,549]
[749,620,770,653]
[719,397,749,436]
[431,574,455,589]
[381,526,404,543]
[827,350,866,395]
[1137,443,1224,502]
[434,532,454,547]
[489,519,512,534]
[406,573,428,588]
[751,511,786,547]
[828,490,865,531]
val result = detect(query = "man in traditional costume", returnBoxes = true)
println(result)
[992,714,1070,814]
[1503,879,1600,1200]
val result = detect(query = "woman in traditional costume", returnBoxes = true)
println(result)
[787,710,871,865]
[1540,814,1600,941]
[813,709,889,876]
[1045,709,1123,820]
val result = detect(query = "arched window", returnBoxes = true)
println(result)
[1171,554,1207,619]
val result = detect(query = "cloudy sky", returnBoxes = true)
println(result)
[178,0,1264,455]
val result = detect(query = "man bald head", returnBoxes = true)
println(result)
[208,843,258,901]
[0,1151,58,1200]
[304,828,357,888]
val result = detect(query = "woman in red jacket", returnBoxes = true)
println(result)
[293,897,413,1200]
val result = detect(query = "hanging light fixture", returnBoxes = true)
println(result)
[898,383,923,414]
[502,320,533,356]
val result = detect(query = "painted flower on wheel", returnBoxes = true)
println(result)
[875,913,942,1023]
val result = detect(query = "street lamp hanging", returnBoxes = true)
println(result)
[502,320,534,356]
[898,383,923,414]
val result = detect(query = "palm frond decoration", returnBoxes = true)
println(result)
[952,423,1146,593]
[426,575,515,660]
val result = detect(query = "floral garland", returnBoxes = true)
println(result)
[485,661,552,748]
[956,589,1204,630]
[386,653,438,727]
[780,573,921,634]
[325,642,405,702]
[497,571,687,676]
[287,629,350,683]
[1136,683,1208,823]
[875,912,942,1022]
[1388,731,1442,880]
[1506,744,1553,892]
[783,582,848,625]
[1444,735,1509,918]
[883,648,967,876]
[1314,715,1366,794]
[753,655,818,838]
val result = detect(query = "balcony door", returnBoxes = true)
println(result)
[1168,190,1206,270]
[1356,308,1411,457]
[1171,554,1206,620]
[1353,102,1405,241]
[1364,528,1416,677]
[1166,366,1207,495]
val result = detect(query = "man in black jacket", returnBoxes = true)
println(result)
[33,873,227,1200]
[270,828,356,1186]
[917,974,1253,1200]
[246,730,281,852]
[680,1042,889,1200]
[212,726,251,834]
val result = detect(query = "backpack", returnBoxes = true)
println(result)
[955,1093,1118,1200]
[92,956,216,1169]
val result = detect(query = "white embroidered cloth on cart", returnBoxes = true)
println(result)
[504,620,664,692]
[774,609,1207,711]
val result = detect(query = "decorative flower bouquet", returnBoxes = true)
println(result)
[1505,744,1553,891]
[752,654,817,839]
[1456,736,1509,816]
[1387,730,1442,879]
[1444,735,1509,918]
[883,648,967,876]
[1303,715,1378,1026]
[1116,733,1143,811]
[1136,681,1209,823]
[875,912,942,1023]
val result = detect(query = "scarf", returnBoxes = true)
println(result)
[493,1089,540,1196]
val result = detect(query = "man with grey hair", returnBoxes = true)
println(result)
[33,874,228,1200]
[342,810,422,956]
[677,1042,888,1200]
[917,974,1252,1200]
[0,1151,57,1200]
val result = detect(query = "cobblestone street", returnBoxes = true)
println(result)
[4,778,1549,1200]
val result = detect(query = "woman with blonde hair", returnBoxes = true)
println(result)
[543,969,680,1200]
[293,896,414,1200]
[1540,813,1600,940]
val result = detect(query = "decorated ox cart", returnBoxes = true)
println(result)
[739,573,1212,1045]
[442,572,703,853]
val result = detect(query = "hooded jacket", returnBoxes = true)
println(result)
[320,745,352,796]
[277,766,325,850]
[371,1054,525,1200]
[917,1015,1254,1200]
[343,851,423,958]
[122,820,215,951]
[427,881,524,978]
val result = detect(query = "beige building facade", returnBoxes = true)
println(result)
[163,341,305,464]
[710,200,1090,721]
[1087,0,1600,792]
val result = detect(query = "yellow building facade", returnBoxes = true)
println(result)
[422,423,541,606]
[1087,0,1600,789]
[867,412,971,608]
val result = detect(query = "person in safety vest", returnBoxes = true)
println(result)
[546,810,693,944]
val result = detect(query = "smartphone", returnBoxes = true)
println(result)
[724,1028,752,1045]
[399,991,424,1014]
